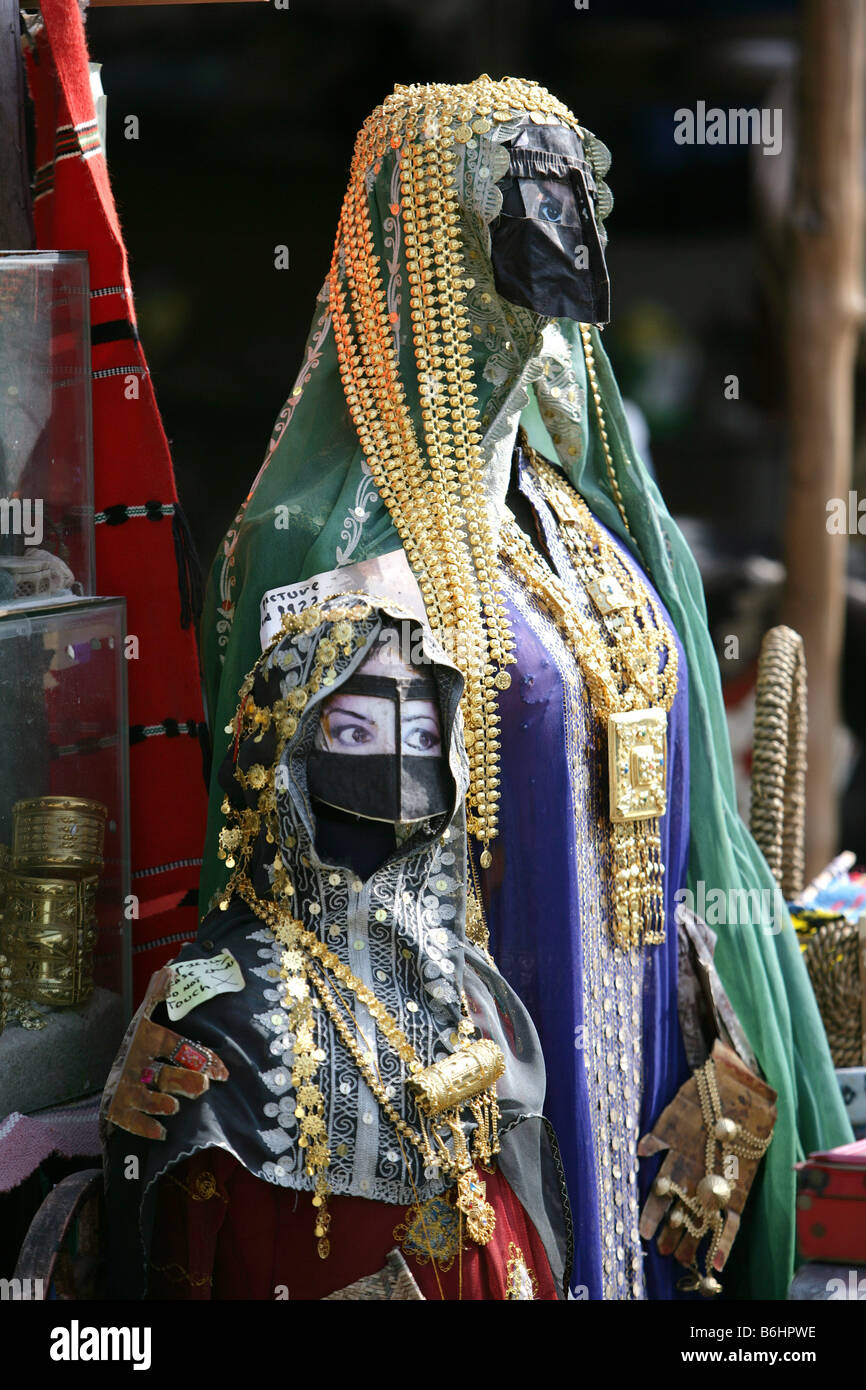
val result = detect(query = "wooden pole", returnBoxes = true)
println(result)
[782,0,866,878]
[0,0,34,249]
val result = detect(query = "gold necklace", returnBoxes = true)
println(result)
[235,872,503,1256]
[499,454,678,947]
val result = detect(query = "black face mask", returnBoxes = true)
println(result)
[307,673,452,823]
[490,122,611,325]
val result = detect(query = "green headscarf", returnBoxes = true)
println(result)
[201,78,851,1300]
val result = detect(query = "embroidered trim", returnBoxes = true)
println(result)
[95,503,174,526]
[50,734,118,759]
[334,459,380,567]
[132,931,196,956]
[133,857,204,880]
[129,719,203,744]
[91,318,139,347]
[393,1191,465,1272]
[505,1242,538,1300]
[33,164,55,202]
[56,120,101,157]
[92,365,146,381]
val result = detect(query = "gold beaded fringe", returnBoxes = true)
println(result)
[328,77,585,867]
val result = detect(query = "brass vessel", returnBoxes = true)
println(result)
[12,796,107,876]
[4,872,98,1007]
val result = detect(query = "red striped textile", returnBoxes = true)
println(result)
[24,1,206,1000]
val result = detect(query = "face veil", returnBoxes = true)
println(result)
[201,75,853,1298]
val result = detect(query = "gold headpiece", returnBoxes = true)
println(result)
[329,77,585,866]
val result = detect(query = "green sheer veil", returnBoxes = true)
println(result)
[201,78,851,1299]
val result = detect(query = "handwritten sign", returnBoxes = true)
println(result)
[166,950,245,1022]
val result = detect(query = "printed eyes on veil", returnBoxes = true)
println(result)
[318,701,393,753]
[539,196,564,224]
[404,718,442,754]
[317,698,442,756]
[329,717,377,748]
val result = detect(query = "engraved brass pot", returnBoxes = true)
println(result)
[4,872,98,1007]
[12,796,107,876]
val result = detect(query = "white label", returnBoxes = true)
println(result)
[259,551,426,650]
[166,950,245,1021]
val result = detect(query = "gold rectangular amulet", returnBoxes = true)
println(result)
[607,708,668,824]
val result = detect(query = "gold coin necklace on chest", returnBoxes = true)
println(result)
[499,441,679,949]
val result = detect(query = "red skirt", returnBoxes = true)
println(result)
[147,1149,558,1301]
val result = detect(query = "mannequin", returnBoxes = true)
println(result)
[103,593,570,1300]
[105,76,851,1301]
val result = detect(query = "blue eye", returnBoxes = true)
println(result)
[539,197,563,224]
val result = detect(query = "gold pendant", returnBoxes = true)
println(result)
[456,1168,496,1245]
[586,574,629,615]
[608,708,667,823]
[408,1038,505,1117]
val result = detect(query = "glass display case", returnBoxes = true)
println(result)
[0,598,130,1113]
[0,251,94,606]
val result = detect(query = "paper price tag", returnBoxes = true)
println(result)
[166,950,245,1022]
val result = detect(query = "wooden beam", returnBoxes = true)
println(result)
[782,0,866,876]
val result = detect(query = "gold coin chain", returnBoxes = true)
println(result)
[580,324,632,538]
[500,517,647,722]
[331,165,449,637]
[525,446,678,713]
[329,89,522,866]
[234,872,497,1195]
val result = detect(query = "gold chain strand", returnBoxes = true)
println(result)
[405,131,511,858]
[402,139,474,657]
[336,127,453,637]
[335,127,501,856]
[331,171,449,636]
[580,323,633,539]
[499,509,674,946]
[431,136,514,854]
[526,447,678,710]
[328,81,603,868]
[421,139,510,856]
[232,871,500,1244]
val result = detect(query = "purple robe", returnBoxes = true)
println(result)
[472,453,691,1299]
